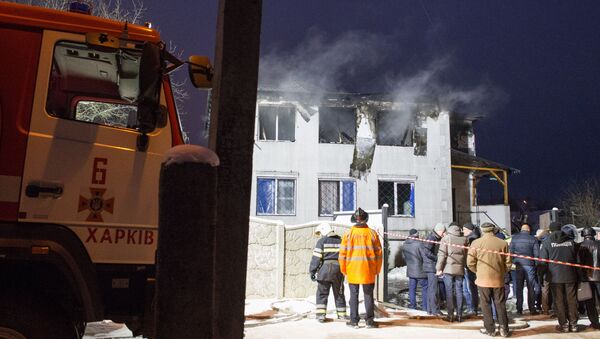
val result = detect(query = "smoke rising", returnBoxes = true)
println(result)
[259,30,507,116]
[259,30,388,94]
[387,56,508,116]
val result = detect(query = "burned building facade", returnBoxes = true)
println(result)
[250,89,516,234]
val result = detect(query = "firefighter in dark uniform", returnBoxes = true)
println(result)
[309,223,347,322]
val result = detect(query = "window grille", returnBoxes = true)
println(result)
[319,180,356,216]
[378,181,415,217]
[257,178,295,215]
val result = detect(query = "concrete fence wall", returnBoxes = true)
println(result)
[246,217,351,299]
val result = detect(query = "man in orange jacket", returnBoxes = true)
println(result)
[339,208,383,329]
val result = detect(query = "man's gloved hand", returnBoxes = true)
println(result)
[310,273,317,282]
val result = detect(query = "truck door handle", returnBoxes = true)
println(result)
[26,183,64,198]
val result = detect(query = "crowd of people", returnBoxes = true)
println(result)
[309,207,600,337]
[404,220,600,336]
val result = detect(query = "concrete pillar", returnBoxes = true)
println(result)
[209,0,263,337]
[155,162,218,339]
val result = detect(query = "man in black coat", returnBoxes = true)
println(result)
[535,229,552,314]
[402,229,428,310]
[577,227,600,330]
[509,223,541,315]
[463,223,480,315]
[420,223,446,315]
[540,222,579,333]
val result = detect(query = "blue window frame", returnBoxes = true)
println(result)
[257,178,295,215]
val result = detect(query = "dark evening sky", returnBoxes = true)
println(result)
[142,0,600,206]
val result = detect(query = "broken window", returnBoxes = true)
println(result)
[450,121,472,153]
[376,110,413,146]
[46,40,141,129]
[256,178,296,215]
[258,105,295,141]
[413,127,427,156]
[319,107,355,144]
[318,180,356,216]
[378,181,415,217]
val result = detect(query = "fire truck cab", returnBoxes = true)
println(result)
[0,3,210,338]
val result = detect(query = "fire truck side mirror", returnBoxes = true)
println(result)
[137,42,163,136]
[188,55,213,89]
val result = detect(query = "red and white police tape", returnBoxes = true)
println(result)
[384,231,600,271]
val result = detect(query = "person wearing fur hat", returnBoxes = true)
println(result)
[402,229,428,310]
[467,222,512,337]
[419,222,446,316]
[436,222,468,322]
[539,221,579,333]
[309,223,347,322]
[339,208,382,329]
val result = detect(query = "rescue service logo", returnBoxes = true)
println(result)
[78,188,114,222]
[78,157,114,222]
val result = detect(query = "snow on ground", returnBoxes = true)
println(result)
[245,267,600,338]
[244,297,600,339]
[244,315,600,339]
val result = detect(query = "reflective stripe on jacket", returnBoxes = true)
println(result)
[310,235,343,282]
[339,224,382,284]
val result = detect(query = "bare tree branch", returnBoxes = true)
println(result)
[562,175,600,227]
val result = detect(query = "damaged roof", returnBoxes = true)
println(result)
[257,88,479,120]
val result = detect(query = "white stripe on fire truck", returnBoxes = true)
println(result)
[0,175,21,203]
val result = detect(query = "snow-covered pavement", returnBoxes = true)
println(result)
[244,315,600,339]
[243,297,600,339]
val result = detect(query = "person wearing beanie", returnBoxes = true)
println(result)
[402,229,428,310]
[578,227,600,330]
[467,222,512,337]
[540,223,579,332]
[463,223,480,315]
[509,223,541,315]
[436,223,468,322]
[339,208,382,329]
[419,222,446,316]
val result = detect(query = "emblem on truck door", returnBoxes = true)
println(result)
[78,188,114,222]
[78,157,115,222]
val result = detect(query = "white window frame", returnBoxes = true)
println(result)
[257,105,296,142]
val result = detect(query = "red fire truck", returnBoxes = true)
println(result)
[0,2,211,338]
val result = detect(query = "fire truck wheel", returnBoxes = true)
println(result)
[0,289,79,339]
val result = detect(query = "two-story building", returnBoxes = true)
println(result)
[250,89,517,234]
